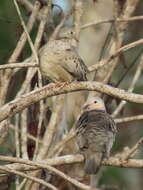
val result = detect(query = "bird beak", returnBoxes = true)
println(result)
[83,104,91,111]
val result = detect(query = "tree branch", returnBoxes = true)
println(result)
[0,81,143,122]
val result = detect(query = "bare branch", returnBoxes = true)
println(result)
[0,165,58,190]
[116,137,143,160]
[10,123,42,143]
[0,154,143,171]
[38,96,65,160]
[1,81,143,122]
[0,62,38,70]
[0,1,40,105]
[88,39,143,72]
[74,0,83,40]
[51,8,73,40]
[81,16,143,29]
[0,156,97,190]
[115,114,143,123]
[0,120,9,145]
[49,128,75,157]
[112,55,143,117]
[14,0,39,63]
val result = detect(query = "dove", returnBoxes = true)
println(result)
[76,96,117,174]
[39,27,87,82]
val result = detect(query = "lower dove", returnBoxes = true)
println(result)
[76,96,117,174]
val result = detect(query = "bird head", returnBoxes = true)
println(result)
[58,27,78,41]
[82,96,106,112]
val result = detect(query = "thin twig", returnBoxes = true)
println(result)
[18,0,49,21]
[88,38,143,72]
[115,114,143,123]
[15,1,51,97]
[33,70,44,160]
[34,4,51,50]
[49,128,76,157]
[18,0,35,15]
[0,120,9,145]
[15,114,20,159]
[18,178,27,190]
[51,8,73,40]
[0,62,38,70]
[10,123,42,143]
[15,114,21,189]
[115,48,143,87]
[112,55,143,117]
[0,165,58,190]
[38,96,65,160]
[74,0,83,40]
[21,108,29,159]
[0,1,40,105]
[32,4,51,159]
[1,154,143,172]
[14,0,39,63]
[98,23,114,61]
[116,137,143,160]
[81,16,143,29]
[91,0,140,97]
[0,156,97,190]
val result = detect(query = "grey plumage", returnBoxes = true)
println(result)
[39,28,87,82]
[76,97,117,174]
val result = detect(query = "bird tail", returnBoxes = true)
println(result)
[84,152,103,174]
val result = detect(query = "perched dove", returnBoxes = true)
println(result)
[39,28,87,82]
[76,96,117,174]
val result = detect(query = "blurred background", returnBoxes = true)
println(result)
[0,0,143,190]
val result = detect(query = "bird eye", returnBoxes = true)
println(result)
[71,31,73,34]
[94,101,97,103]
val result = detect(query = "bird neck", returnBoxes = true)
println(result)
[59,38,77,47]
[87,109,106,113]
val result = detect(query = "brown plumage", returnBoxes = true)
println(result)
[76,96,117,174]
[39,28,87,82]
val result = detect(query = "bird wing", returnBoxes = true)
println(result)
[60,48,88,81]
[76,110,116,153]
